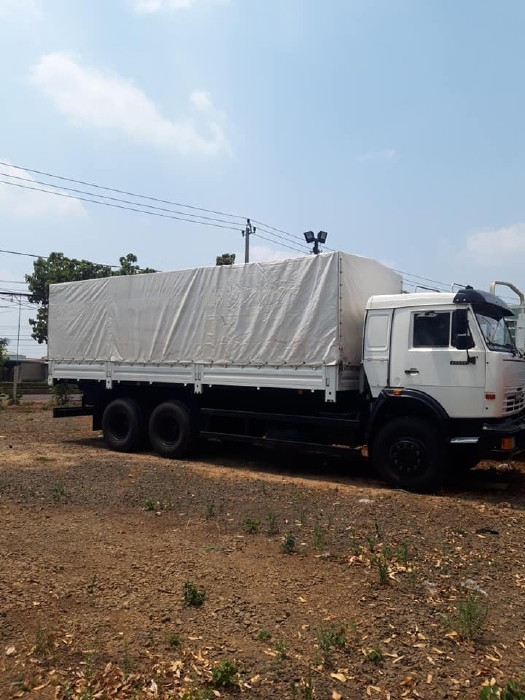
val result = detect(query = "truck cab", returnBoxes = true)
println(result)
[364,287,525,491]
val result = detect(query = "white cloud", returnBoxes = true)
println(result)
[0,160,84,219]
[465,223,525,267]
[0,0,40,17]
[132,0,229,12]
[31,52,230,157]
[190,90,213,112]
[134,0,195,11]
[357,149,397,163]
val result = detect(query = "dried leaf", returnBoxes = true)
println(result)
[330,672,347,682]
[332,692,342,700]
[427,674,433,684]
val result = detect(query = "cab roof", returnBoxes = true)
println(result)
[367,288,512,315]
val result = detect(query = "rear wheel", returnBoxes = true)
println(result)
[148,401,194,459]
[371,417,444,493]
[102,398,145,452]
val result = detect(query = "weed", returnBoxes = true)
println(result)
[51,483,67,504]
[443,591,489,641]
[315,622,346,663]
[396,540,410,566]
[366,535,377,553]
[34,624,53,657]
[480,674,525,699]
[243,518,259,534]
[168,632,182,649]
[350,528,361,556]
[257,629,271,642]
[372,554,389,585]
[205,502,215,519]
[267,512,279,535]
[313,522,326,550]
[51,383,76,406]
[374,515,383,539]
[275,638,287,662]
[183,581,205,608]
[280,532,296,554]
[202,545,220,553]
[86,574,97,596]
[303,665,314,700]
[366,646,383,664]
[144,499,155,512]
[211,659,238,687]
[122,643,132,675]
[182,687,213,700]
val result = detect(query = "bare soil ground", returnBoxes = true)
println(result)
[1,405,525,700]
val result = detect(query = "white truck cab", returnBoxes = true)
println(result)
[363,287,525,490]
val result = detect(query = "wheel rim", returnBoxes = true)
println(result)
[389,436,426,476]
[156,413,180,447]
[108,409,130,441]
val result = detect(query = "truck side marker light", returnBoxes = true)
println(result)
[501,437,515,450]
[392,389,403,396]
[485,393,496,400]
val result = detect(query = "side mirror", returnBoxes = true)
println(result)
[454,333,475,350]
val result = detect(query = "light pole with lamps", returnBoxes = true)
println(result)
[303,230,328,255]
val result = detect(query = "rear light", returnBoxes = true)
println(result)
[501,437,515,451]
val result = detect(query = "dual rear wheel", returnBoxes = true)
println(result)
[102,398,194,458]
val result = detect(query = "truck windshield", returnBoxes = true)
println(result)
[474,306,516,353]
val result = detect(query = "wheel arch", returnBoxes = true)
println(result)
[368,389,450,442]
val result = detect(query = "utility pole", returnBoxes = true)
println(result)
[0,291,31,403]
[242,218,256,263]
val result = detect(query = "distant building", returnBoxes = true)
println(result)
[1,355,48,382]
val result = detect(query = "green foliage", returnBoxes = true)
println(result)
[313,522,326,549]
[315,622,346,663]
[168,632,182,649]
[267,512,279,535]
[242,518,259,534]
[366,646,384,664]
[274,638,287,662]
[211,659,238,687]
[25,252,156,344]
[257,629,271,642]
[372,554,389,585]
[215,253,236,266]
[480,675,525,699]
[0,337,8,367]
[443,591,489,641]
[143,499,155,512]
[183,581,205,608]
[280,532,296,554]
[51,382,76,406]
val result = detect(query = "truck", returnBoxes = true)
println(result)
[49,251,525,492]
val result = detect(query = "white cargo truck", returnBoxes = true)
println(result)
[49,251,525,492]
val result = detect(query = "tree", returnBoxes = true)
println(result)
[216,253,236,266]
[0,337,8,367]
[25,252,156,344]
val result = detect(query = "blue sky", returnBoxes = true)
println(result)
[1,0,524,356]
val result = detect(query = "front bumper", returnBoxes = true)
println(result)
[480,409,525,457]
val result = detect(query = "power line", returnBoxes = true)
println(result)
[1,171,247,228]
[0,180,244,232]
[0,159,247,222]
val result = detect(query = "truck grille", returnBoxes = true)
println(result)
[504,387,525,414]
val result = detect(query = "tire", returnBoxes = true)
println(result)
[102,398,145,453]
[148,401,194,459]
[370,417,444,493]
[449,445,480,474]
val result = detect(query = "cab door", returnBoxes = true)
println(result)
[389,306,486,418]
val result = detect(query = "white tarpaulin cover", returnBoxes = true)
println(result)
[48,252,402,368]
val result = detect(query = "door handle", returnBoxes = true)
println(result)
[405,368,419,375]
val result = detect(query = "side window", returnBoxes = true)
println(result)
[413,311,451,348]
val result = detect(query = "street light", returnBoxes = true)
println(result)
[303,230,328,255]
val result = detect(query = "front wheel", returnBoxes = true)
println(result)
[148,401,195,459]
[371,417,444,493]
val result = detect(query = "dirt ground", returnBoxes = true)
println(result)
[1,405,525,700]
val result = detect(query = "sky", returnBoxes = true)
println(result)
[1,0,525,357]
